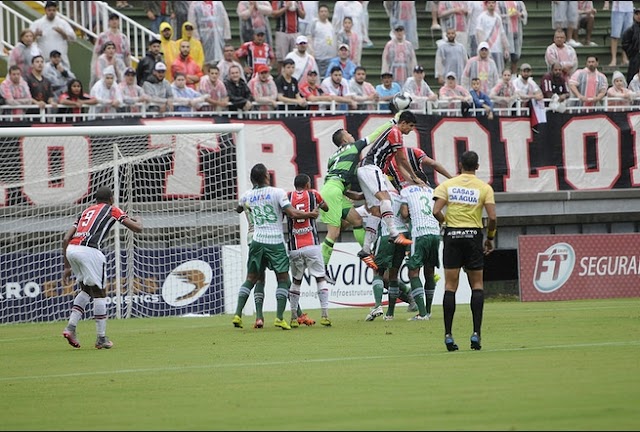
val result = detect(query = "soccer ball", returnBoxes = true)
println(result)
[392,92,412,111]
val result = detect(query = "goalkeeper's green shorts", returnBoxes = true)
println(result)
[319,179,353,228]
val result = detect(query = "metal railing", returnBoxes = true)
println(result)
[38,0,158,63]
[0,1,36,56]
[34,0,158,63]
[2,97,639,123]
[0,1,158,64]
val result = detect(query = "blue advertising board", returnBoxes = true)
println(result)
[0,247,225,323]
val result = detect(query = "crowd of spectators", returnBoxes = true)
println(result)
[3,1,640,120]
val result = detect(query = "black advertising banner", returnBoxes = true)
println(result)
[1,112,638,206]
[229,112,640,192]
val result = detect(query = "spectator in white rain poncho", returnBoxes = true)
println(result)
[89,66,123,117]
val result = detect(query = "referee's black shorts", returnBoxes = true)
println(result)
[442,227,484,270]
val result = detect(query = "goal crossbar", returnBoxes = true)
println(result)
[0,124,245,138]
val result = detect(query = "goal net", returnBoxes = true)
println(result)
[0,120,249,324]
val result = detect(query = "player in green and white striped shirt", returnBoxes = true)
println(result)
[368,187,411,321]
[233,163,319,331]
[400,175,442,320]
[236,178,267,329]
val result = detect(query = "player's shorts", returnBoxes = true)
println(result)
[319,179,353,228]
[357,165,391,207]
[442,227,484,270]
[289,245,325,280]
[247,241,290,274]
[375,234,409,272]
[406,234,441,270]
[66,245,106,289]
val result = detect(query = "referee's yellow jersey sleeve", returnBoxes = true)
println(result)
[483,183,495,205]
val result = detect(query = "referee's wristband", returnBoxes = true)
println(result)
[487,229,497,240]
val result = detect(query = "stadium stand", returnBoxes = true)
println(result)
[96,1,617,82]
[0,1,620,90]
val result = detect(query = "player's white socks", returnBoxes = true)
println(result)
[94,297,107,337]
[317,280,329,311]
[289,283,301,318]
[67,290,91,329]
[380,199,398,237]
[363,215,380,253]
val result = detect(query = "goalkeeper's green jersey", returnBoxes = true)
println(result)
[324,139,368,190]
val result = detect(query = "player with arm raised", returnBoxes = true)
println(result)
[286,174,331,327]
[61,187,143,349]
[355,110,426,270]
[232,163,319,330]
[386,146,454,190]
[319,120,396,279]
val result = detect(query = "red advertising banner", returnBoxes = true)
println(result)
[518,234,640,301]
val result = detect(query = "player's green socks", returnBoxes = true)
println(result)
[322,238,335,265]
[399,280,410,293]
[275,280,290,320]
[353,225,365,247]
[372,276,384,307]
[254,280,265,320]
[425,276,436,315]
[410,277,427,316]
[398,281,412,304]
[387,283,399,316]
[235,282,253,316]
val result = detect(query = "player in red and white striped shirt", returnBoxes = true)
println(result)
[286,174,331,326]
[355,110,426,268]
[62,187,143,350]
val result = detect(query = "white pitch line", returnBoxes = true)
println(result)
[501,304,640,313]
[1,340,639,383]
[2,302,637,343]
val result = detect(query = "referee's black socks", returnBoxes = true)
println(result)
[443,290,456,335]
[470,289,484,335]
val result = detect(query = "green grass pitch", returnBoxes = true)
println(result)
[1,298,639,431]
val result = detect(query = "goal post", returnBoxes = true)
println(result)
[0,121,249,324]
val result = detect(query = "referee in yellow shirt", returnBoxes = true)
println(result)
[433,151,497,351]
